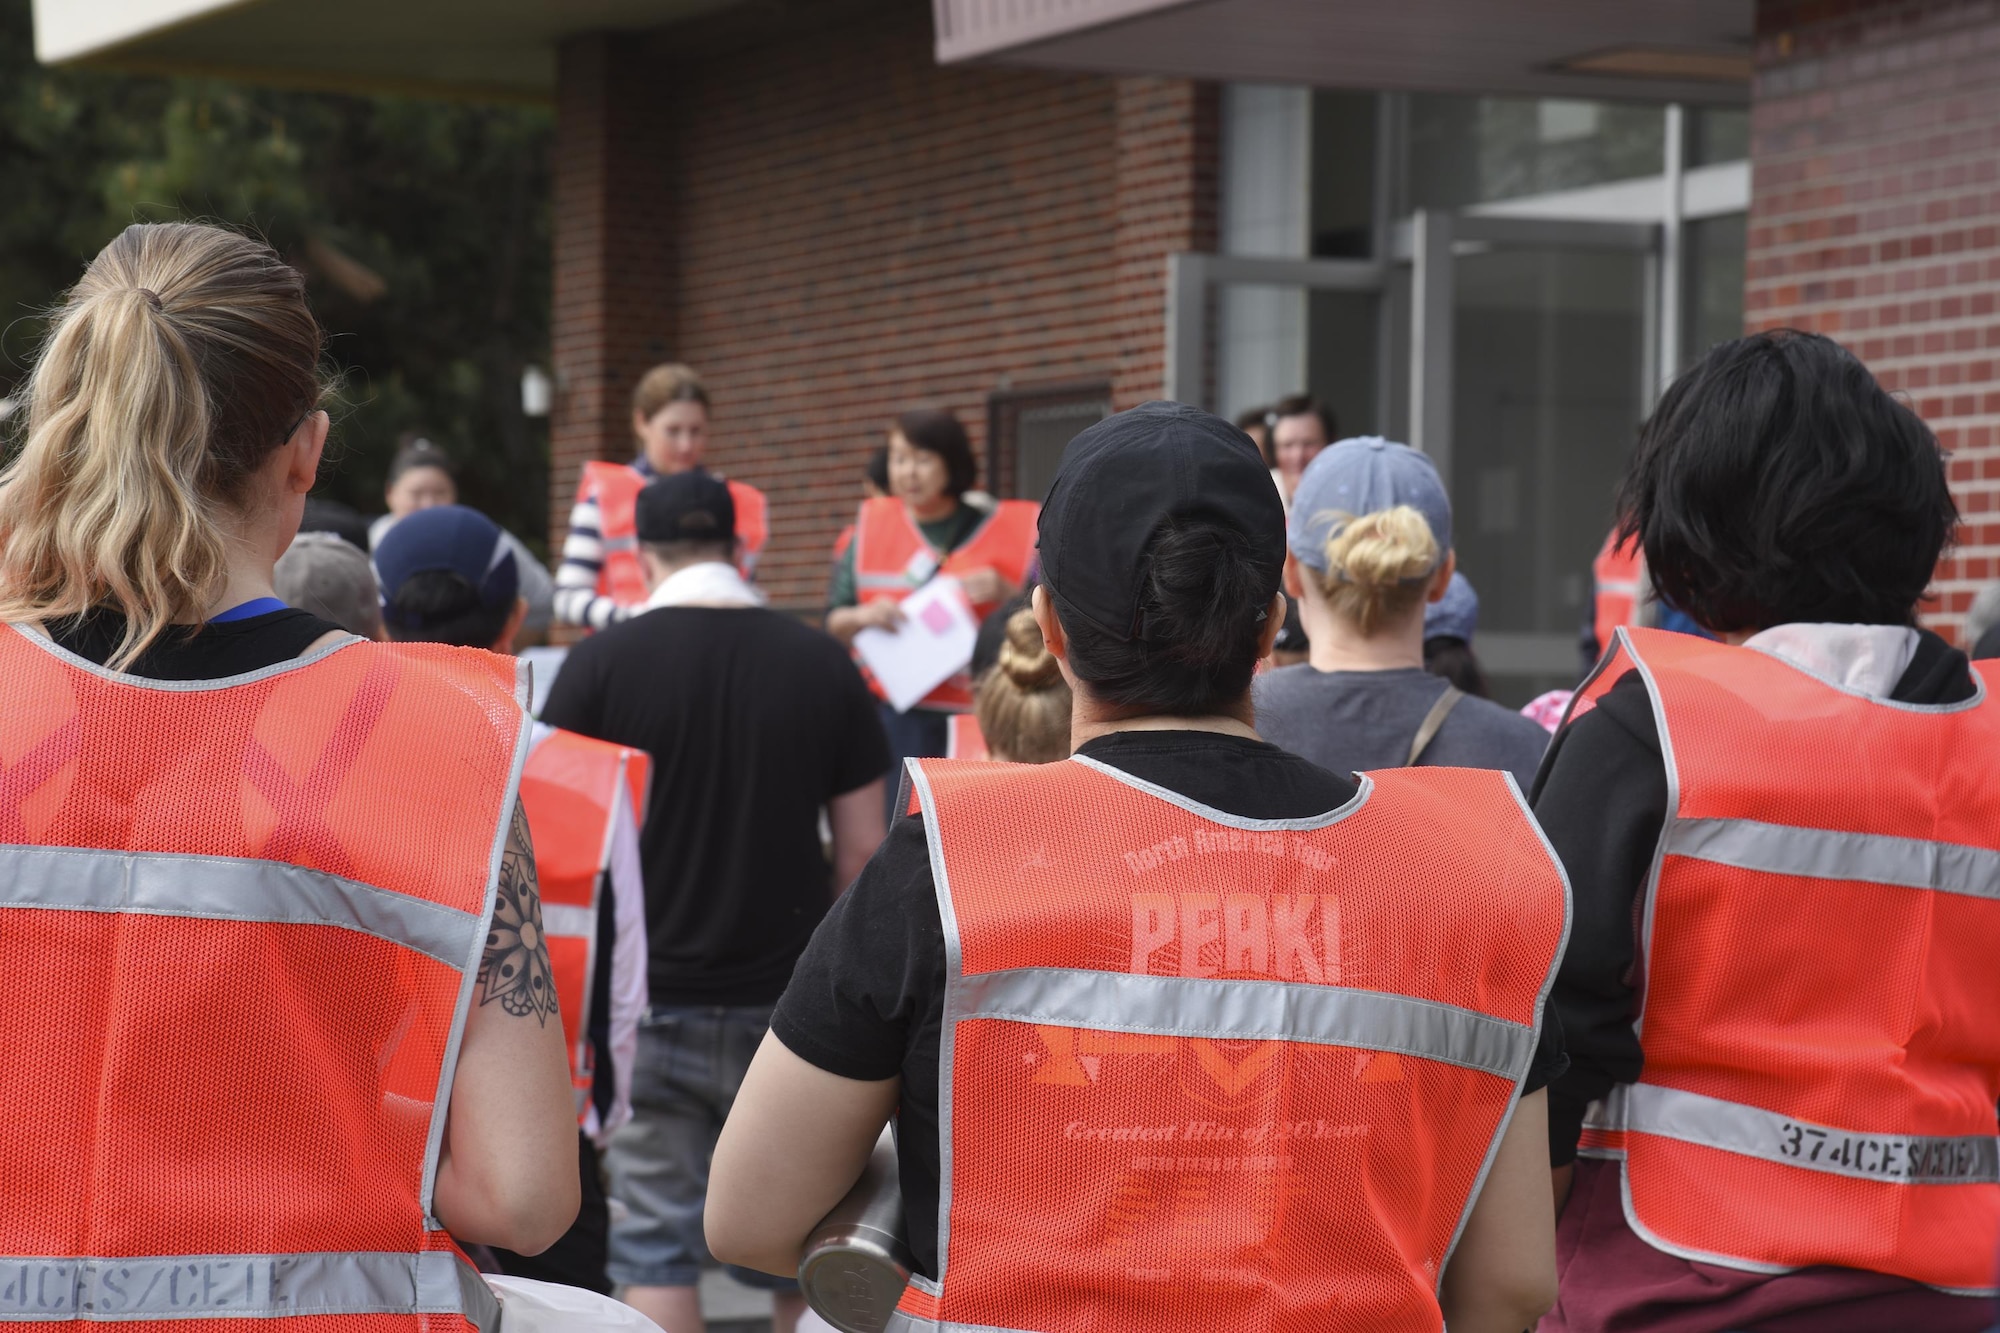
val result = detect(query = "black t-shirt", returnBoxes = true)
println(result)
[541,605,892,1005]
[47,607,343,679]
[772,729,1569,1279]
[1531,629,1978,1166]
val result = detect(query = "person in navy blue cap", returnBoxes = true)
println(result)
[1422,571,1490,698]
[372,502,527,649]
[1253,436,1549,788]
[375,501,649,1299]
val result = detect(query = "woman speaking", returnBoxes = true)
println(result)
[826,409,1038,810]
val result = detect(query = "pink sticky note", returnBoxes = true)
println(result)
[920,600,956,635]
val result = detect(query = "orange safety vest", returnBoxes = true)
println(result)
[944,712,988,761]
[892,755,1569,1332]
[852,496,1039,712]
[1591,531,1645,661]
[1570,627,2000,1294]
[0,624,526,1332]
[581,459,770,605]
[519,726,650,1122]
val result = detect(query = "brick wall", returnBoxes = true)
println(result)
[548,1,1217,611]
[549,35,678,564]
[1749,0,2000,640]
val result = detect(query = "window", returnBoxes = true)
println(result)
[986,384,1111,503]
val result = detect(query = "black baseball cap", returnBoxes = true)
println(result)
[1038,401,1286,641]
[636,470,735,543]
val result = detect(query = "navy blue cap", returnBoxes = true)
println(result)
[1037,401,1285,641]
[1424,571,1478,643]
[372,505,518,627]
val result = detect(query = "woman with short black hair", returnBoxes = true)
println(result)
[711,401,1570,1333]
[1536,330,1998,1332]
[827,408,1038,814]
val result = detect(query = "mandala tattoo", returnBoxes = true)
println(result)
[479,799,558,1025]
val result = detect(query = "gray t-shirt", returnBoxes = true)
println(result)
[1252,665,1550,791]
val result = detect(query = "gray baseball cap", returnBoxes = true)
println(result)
[1287,435,1453,573]
[275,531,380,638]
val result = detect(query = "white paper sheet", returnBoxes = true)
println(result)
[853,576,979,713]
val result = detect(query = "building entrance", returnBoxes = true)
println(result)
[1170,91,1746,702]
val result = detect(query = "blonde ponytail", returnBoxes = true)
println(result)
[0,224,323,669]
[1313,504,1440,635]
[974,608,1072,764]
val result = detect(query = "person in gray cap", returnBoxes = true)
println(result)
[1254,437,1549,789]
[706,402,1565,1333]
[272,530,382,639]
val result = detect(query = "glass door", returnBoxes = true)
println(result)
[1400,211,1657,703]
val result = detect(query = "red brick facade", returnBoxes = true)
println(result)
[548,3,1218,611]
[1749,0,2000,640]
[549,34,676,565]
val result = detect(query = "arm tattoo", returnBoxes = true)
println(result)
[478,798,559,1025]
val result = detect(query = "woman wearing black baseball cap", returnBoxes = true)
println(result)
[709,402,1568,1333]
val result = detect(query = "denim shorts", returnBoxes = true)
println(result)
[604,1003,799,1291]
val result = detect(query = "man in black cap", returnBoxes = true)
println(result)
[707,402,1566,1333]
[541,470,891,1333]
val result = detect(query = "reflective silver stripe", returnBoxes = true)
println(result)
[883,1314,1036,1333]
[8,622,366,693]
[540,902,597,939]
[0,1251,497,1326]
[1613,1083,2000,1185]
[0,845,483,969]
[1597,580,1642,596]
[1069,753,1371,832]
[955,966,1534,1080]
[909,762,967,1291]
[424,691,531,1223]
[855,573,914,590]
[600,534,637,553]
[1669,817,2000,904]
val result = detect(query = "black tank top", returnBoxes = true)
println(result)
[46,607,344,681]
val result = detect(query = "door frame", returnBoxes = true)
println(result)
[1165,212,1658,493]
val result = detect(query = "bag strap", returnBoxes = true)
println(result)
[1405,685,1464,767]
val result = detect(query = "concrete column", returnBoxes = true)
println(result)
[1110,77,1220,410]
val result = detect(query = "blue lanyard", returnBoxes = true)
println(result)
[210,597,288,624]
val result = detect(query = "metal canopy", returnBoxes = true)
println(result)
[935,0,1752,105]
[31,0,744,101]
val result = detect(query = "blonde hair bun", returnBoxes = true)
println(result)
[1323,505,1438,589]
[996,607,1062,690]
[1312,505,1440,636]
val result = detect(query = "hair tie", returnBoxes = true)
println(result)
[137,288,163,311]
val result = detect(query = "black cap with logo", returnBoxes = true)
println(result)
[636,470,736,544]
[1037,401,1286,641]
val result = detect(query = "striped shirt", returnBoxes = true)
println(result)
[553,458,658,631]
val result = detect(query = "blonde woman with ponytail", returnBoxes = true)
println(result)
[0,225,578,1283]
[1253,436,1549,788]
[972,605,1073,763]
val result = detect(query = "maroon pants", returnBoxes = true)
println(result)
[1539,1158,1993,1333]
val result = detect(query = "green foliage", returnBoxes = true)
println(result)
[0,0,552,547]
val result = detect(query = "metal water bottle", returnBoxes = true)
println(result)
[797,1128,913,1333]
